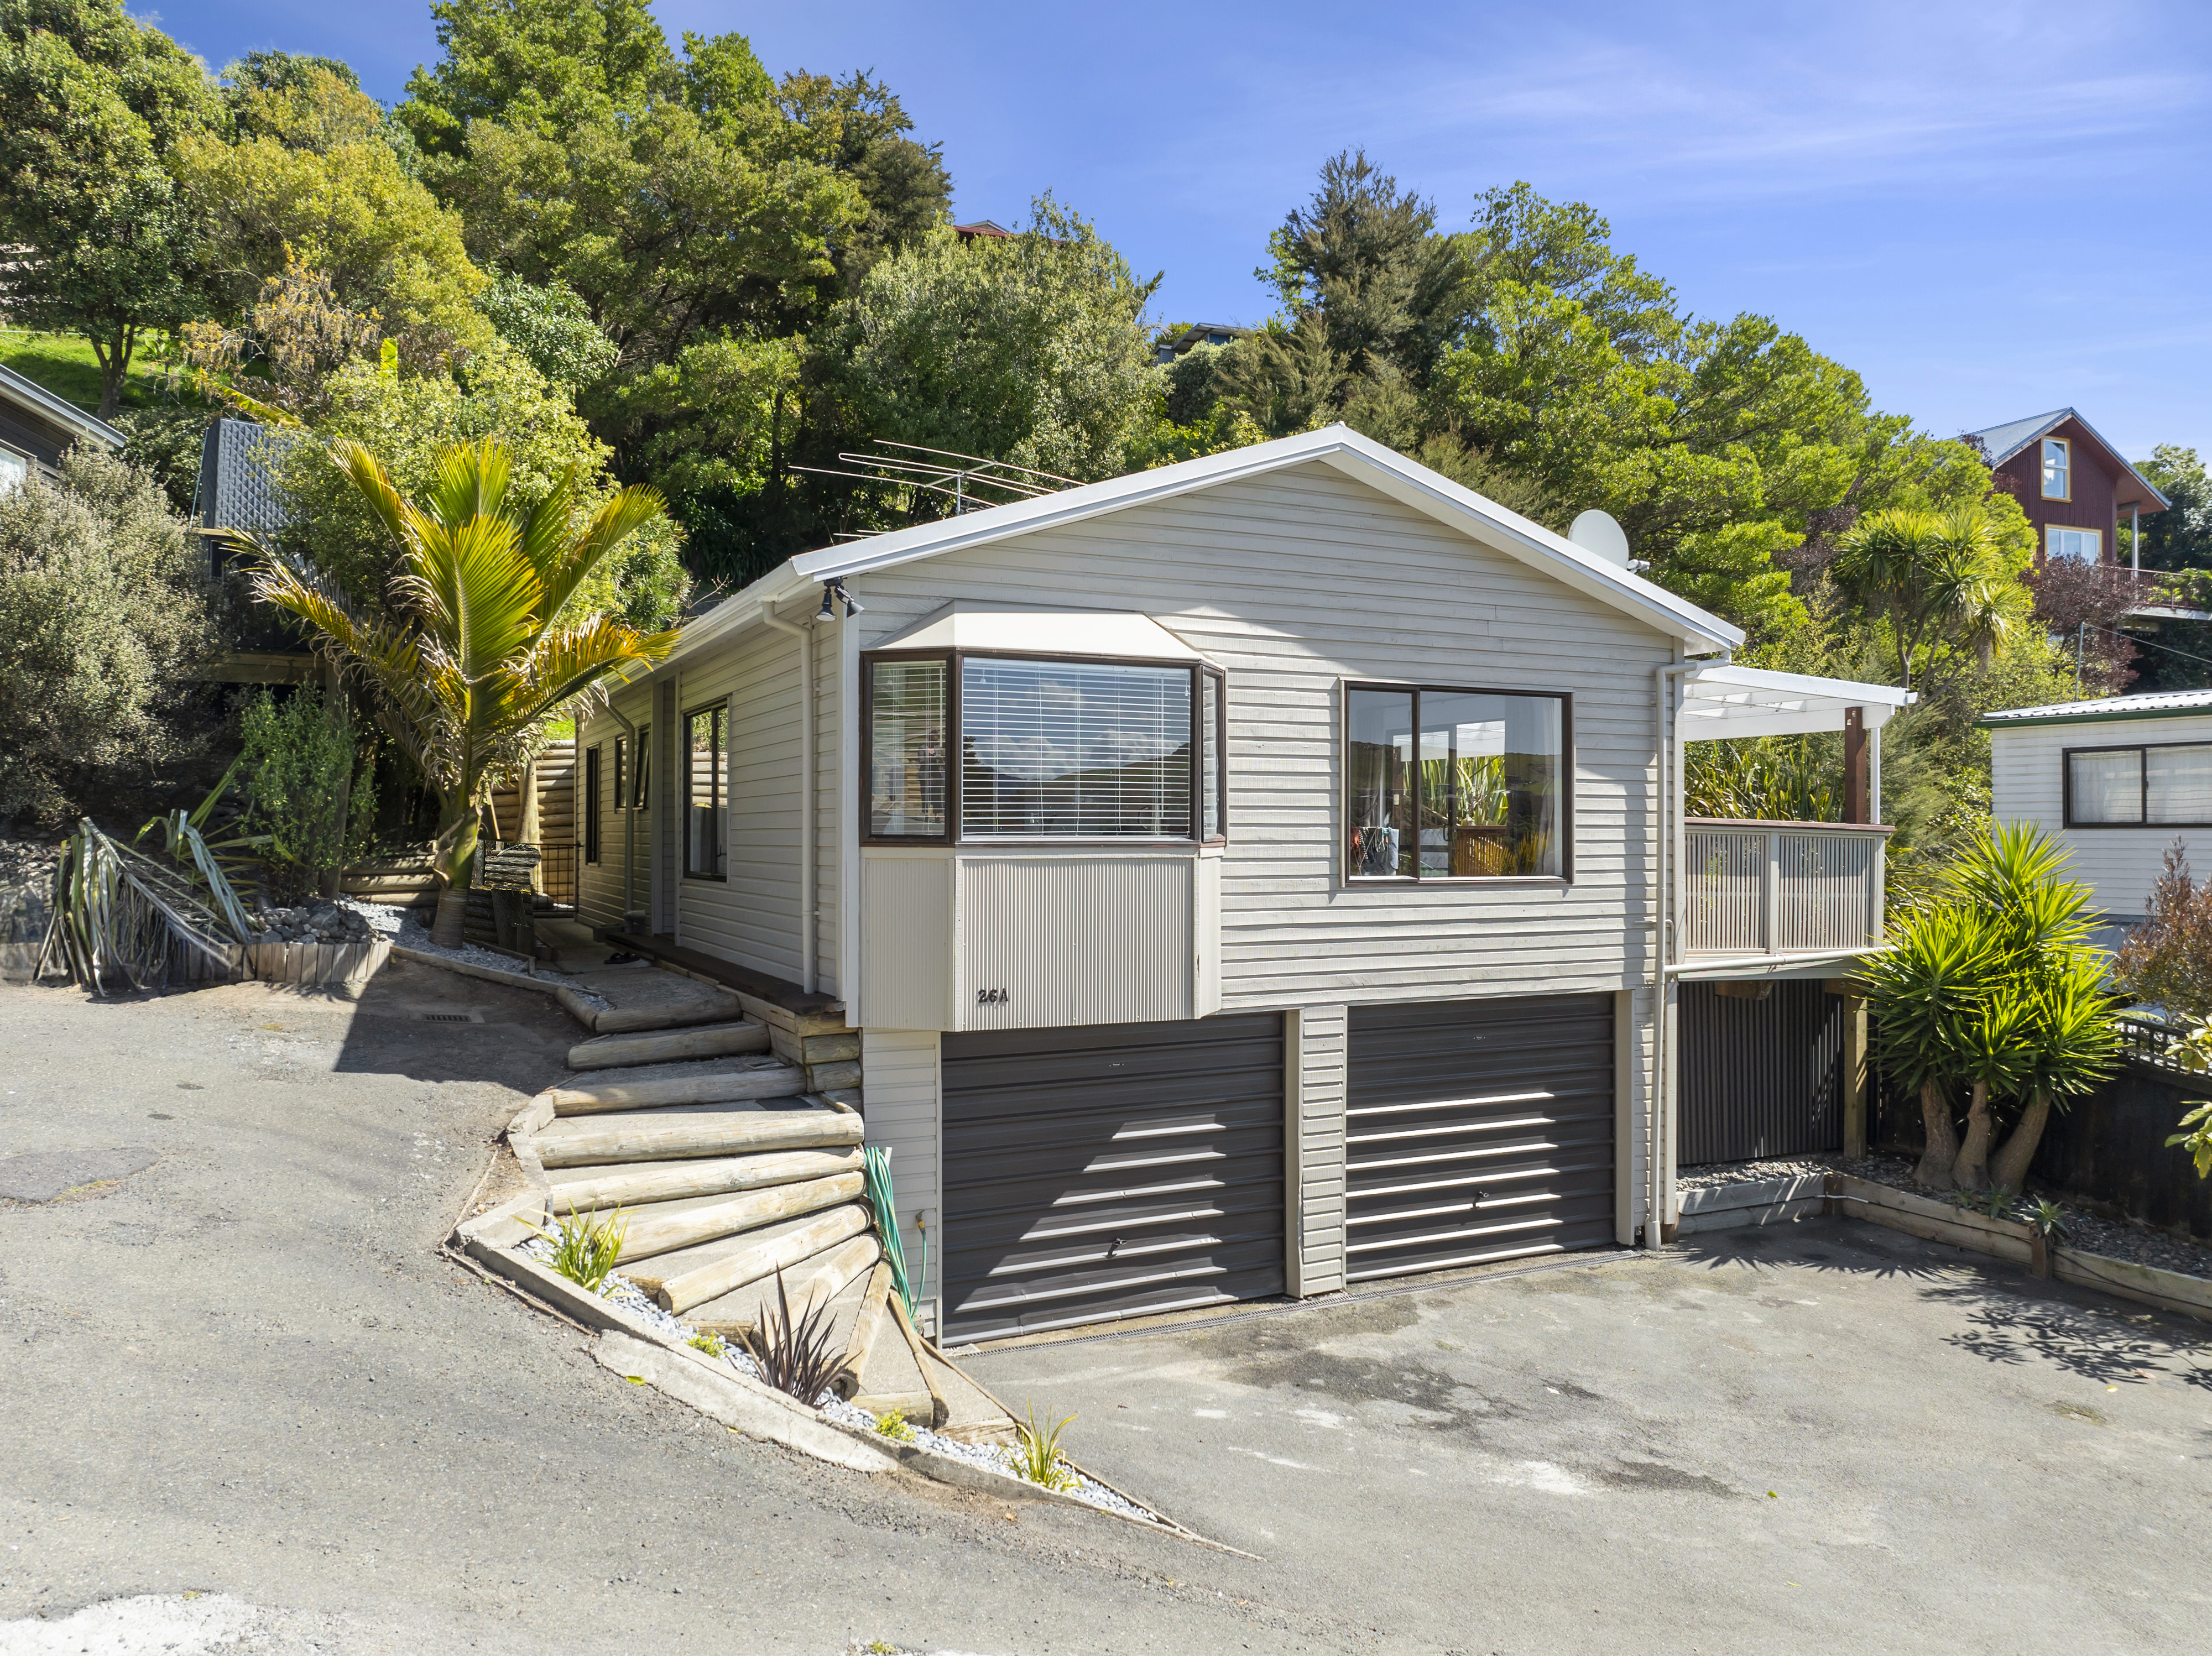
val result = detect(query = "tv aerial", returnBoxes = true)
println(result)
[789,441,1079,539]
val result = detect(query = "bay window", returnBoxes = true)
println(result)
[864,651,1227,844]
[1345,683,1568,880]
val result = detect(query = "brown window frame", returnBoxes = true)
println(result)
[1340,680,1575,885]
[2062,737,2212,828]
[860,647,1227,848]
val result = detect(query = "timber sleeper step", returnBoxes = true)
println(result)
[531,1101,862,1168]
[545,1057,807,1116]
[614,1172,865,1263]
[542,1146,864,1212]
[567,1020,771,1071]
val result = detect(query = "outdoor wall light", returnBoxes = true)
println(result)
[818,579,863,619]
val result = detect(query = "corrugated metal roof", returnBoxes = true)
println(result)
[1979,689,2212,728]
[1960,405,2171,509]
[194,418,302,533]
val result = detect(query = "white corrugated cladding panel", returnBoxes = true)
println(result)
[1989,710,2212,916]
[844,461,1668,1010]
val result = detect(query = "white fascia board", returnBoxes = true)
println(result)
[648,563,813,678]
[788,425,1744,655]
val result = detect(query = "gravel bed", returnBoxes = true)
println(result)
[347,898,612,1011]
[513,1236,1156,1521]
[1681,1151,2212,1278]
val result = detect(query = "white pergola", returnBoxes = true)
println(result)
[1677,663,1915,818]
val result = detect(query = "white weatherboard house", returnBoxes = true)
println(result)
[1985,689,2212,921]
[572,426,1904,1342]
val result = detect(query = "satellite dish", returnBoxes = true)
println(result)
[1569,509,1633,570]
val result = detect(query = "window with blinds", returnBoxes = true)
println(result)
[869,658,950,838]
[961,658,1193,838]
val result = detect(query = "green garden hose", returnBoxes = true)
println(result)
[863,1145,921,1318]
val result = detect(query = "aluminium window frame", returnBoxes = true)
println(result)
[681,702,728,881]
[2062,736,2212,828]
[859,646,1227,849]
[2041,436,2074,501]
[2046,524,2103,565]
[1340,678,1575,886]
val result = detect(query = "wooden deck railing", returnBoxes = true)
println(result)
[1683,818,1892,958]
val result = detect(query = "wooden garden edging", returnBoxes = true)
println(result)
[1828,1174,2212,1322]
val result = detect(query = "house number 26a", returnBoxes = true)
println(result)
[975,988,1010,1006]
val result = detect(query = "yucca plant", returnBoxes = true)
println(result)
[744,1269,847,1405]
[243,439,678,945]
[1009,1402,1079,1493]
[517,1204,629,1294]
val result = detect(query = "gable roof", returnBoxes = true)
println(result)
[771,425,1741,655]
[0,363,124,451]
[1963,407,2170,510]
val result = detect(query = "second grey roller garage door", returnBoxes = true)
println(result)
[940,1014,1285,1343]
[1346,994,1615,1281]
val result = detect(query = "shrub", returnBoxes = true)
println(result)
[519,1205,628,1294]
[0,446,217,826]
[236,687,371,901]
[2112,842,2212,1021]
[1009,1402,1079,1493]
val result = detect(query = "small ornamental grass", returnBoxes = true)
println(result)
[1009,1401,1079,1493]
[518,1204,629,1294]
[2018,1197,2069,1242]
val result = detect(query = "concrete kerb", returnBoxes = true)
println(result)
[450,1192,1222,1543]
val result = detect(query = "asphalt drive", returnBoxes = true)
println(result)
[4,969,2210,1655]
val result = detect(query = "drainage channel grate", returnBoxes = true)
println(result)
[418,1011,484,1025]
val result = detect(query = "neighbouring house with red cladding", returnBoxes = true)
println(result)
[1965,409,2169,570]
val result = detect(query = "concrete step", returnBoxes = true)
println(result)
[531,1098,859,1169]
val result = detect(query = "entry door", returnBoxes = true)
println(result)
[940,1014,1285,1342]
[1345,994,1615,1282]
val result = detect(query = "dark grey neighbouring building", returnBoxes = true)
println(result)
[0,362,123,492]
[194,417,316,678]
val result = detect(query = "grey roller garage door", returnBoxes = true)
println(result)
[941,1014,1285,1343]
[1346,994,1615,1282]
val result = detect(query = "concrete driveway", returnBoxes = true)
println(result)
[968,1219,2212,1654]
[5,969,2209,1655]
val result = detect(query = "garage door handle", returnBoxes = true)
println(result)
[1105,1235,1123,1259]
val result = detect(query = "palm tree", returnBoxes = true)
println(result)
[1833,505,2011,687]
[248,439,678,946]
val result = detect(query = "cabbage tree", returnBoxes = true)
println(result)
[247,438,678,945]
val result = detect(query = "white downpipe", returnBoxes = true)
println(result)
[761,605,817,994]
[1650,651,1726,1246]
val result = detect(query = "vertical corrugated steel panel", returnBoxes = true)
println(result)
[1679,980,1844,1165]
[860,853,954,1031]
[958,855,1193,1030]
[940,1013,1285,1341]
[1344,994,1616,1282]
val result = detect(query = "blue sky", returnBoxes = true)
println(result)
[145,1,2212,465]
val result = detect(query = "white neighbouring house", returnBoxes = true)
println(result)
[571,425,1906,1342]
[1985,689,2212,922]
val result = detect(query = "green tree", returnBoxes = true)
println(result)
[820,201,1160,490]
[236,685,367,902]
[1832,504,2023,687]
[0,0,226,416]
[247,437,677,945]
[0,443,217,822]
[2133,445,2211,572]
[271,338,689,630]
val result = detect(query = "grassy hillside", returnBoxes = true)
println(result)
[0,330,166,415]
